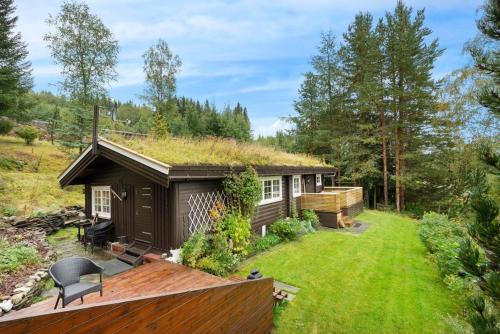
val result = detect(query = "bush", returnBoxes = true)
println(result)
[222,166,261,216]
[419,212,467,277]
[180,232,208,267]
[2,206,17,217]
[252,233,281,253]
[0,119,14,135]
[302,209,320,229]
[269,218,304,241]
[215,212,251,256]
[15,126,39,145]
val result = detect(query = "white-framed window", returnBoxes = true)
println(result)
[316,174,322,186]
[259,176,282,205]
[292,175,302,197]
[92,186,111,218]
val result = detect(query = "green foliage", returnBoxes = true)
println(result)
[269,218,304,241]
[0,119,14,134]
[15,125,38,145]
[180,231,238,276]
[223,166,261,216]
[0,0,33,118]
[252,234,282,253]
[151,111,168,139]
[2,206,17,217]
[419,212,467,278]
[215,212,251,256]
[180,232,207,268]
[0,238,40,274]
[0,156,24,170]
[301,209,320,229]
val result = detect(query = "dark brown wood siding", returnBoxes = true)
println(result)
[252,177,288,231]
[173,180,222,247]
[81,157,169,251]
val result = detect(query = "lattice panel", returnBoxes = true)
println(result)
[187,191,227,235]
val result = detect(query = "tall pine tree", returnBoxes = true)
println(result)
[0,0,32,118]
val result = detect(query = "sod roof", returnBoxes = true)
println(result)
[106,135,329,167]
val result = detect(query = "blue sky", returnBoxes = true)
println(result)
[16,0,482,136]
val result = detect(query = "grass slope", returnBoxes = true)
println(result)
[238,210,461,334]
[108,135,328,167]
[0,136,83,216]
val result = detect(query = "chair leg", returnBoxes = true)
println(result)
[100,288,103,296]
[80,296,84,303]
[54,295,60,309]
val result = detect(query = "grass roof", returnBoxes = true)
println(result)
[107,135,329,167]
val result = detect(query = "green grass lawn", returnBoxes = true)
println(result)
[238,210,462,334]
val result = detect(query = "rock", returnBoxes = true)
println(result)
[30,275,41,282]
[39,272,48,278]
[13,286,30,294]
[78,212,86,218]
[25,281,34,288]
[11,293,25,305]
[0,300,13,312]
[14,283,23,289]
[0,296,10,301]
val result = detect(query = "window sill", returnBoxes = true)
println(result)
[259,197,282,206]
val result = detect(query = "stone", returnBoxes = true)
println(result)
[11,293,25,305]
[25,281,34,288]
[30,274,41,281]
[14,283,23,289]
[13,286,30,294]
[0,296,10,301]
[39,272,48,278]
[78,212,86,218]
[0,300,13,312]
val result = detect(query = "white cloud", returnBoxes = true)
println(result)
[252,117,293,137]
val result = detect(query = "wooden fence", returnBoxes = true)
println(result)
[0,278,273,334]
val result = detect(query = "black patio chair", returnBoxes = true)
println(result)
[49,257,104,309]
[83,220,113,253]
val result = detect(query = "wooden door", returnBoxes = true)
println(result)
[304,175,315,193]
[134,183,153,244]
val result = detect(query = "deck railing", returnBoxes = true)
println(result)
[301,192,341,213]
[301,187,363,213]
[323,187,363,208]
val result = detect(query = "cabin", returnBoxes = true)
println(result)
[58,135,363,257]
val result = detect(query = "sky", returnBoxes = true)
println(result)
[15,0,483,136]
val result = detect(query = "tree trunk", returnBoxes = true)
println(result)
[380,106,389,206]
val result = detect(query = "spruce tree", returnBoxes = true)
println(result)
[0,0,33,117]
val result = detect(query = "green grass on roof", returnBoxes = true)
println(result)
[108,135,329,167]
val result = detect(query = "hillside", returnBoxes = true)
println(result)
[0,136,83,217]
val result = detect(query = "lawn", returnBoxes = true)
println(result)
[238,210,462,334]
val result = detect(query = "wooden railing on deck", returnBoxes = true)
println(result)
[0,278,274,334]
[301,192,341,213]
[323,187,363,208]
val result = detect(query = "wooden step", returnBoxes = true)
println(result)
[126,246,149,256]
[117,253,142,267]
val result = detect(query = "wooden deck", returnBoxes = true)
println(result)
[1,261,274,333]
[3,260,227,320]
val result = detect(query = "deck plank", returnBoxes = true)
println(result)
[2,261,227,321]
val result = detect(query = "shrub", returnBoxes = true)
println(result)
[215,212,251,256]
[222,166,261,216]
[15,126,39,145]
[180,232,208,267]
[419,212,467,277]
[269,218,304,241]
[253,233,281,253]
[0,119,14,135]
[302,209,320,229]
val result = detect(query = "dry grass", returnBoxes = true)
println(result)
[0,136,83,216]
[109,135,328,167]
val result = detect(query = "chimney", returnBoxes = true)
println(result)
[92,105,99,155]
